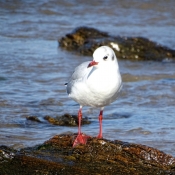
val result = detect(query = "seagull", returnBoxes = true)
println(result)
[65,46,122,147]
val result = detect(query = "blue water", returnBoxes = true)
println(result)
[0,0,175,156]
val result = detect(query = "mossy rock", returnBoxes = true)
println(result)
[0,134,175,174]
[59,26,175,61]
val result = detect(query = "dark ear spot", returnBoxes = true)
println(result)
[112,55,114,60]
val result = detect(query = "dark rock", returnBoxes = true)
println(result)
[44,113,91,126]
[0,146,16,162]
[59,26,175,61]
[26,116,42,123]
[0,134,175,174]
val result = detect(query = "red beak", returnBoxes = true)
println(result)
[87,60,98,68]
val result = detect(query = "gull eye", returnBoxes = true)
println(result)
[103,56,108,60]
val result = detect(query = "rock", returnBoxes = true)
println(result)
[44,113,91,126]
[0,134,175,174]
[26,113,91,126]
[59,26,175,61]
[0,146,16,162]
[26,116,42,123]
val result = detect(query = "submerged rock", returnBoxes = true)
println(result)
[0,134,175,174]
[26,116,42,123]
[26,113,91,126]
[59,26,175,61]
[44,113,91,126]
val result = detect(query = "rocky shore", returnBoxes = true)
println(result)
[1,133,175,174]
[1,28,175,174]
[59,26,175,61]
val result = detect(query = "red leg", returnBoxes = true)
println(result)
[73,107,89,147]
[78,108,82,135]
[97,110,103,139]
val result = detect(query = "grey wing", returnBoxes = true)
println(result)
[66,61,92,94]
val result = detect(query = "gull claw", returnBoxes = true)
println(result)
[73,133,90,147]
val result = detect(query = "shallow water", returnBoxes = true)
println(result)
[0,1,175,156]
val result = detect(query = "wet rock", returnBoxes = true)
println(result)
[59,26,175,61]
[0,134,175,174]
[26,116,42,123]
[0,146,16,163]
[44,113,91,126]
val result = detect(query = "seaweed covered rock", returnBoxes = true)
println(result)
[0,134,175,174]
[44,113,90,126]
[59,26,175,61]
[26,113,91,126]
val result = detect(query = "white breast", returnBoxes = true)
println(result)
[69,64,122,108]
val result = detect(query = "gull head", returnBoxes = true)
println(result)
[87,46,118,68]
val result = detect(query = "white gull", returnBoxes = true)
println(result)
[65,46,122,147]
